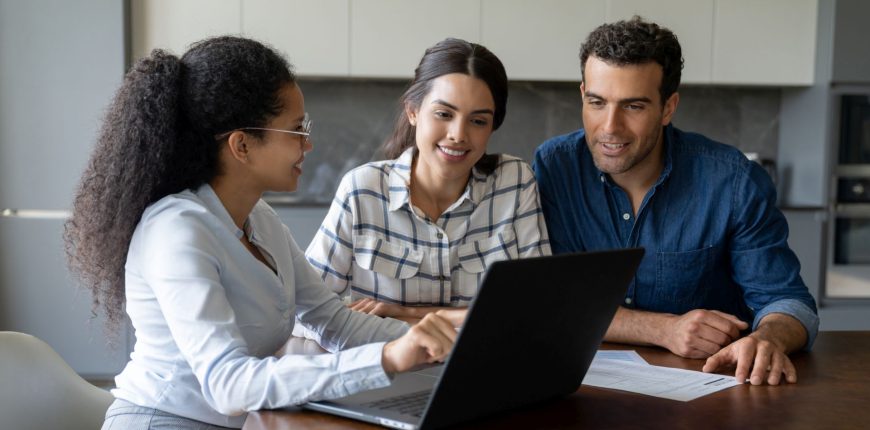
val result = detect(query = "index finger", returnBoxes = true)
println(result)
[734,342,756,383]
[709,310,749,328]
[704,310,748,339]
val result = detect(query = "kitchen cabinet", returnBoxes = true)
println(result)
[130,0,820,83]
[605,0,713,84]
[349,0,480,78]
[131,0,241,59]
[782,209,825,301]
[483,0,815,85]
[712,0,817,85]
[831,0,870,83]
[242,0,350,77]
[480,0,604,82]
[784,211,870,330]
[1,0,131,378]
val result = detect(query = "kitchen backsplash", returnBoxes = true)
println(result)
[287,78,780,205]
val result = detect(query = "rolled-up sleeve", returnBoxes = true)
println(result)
[752,299,820,349]
[729,162,819,350]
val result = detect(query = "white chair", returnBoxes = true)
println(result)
[0,331,114,430]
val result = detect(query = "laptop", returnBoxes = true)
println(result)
[303,248,645,429]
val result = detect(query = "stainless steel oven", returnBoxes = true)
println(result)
[827,94,870,298]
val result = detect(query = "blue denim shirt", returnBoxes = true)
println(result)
[533,125,819,349]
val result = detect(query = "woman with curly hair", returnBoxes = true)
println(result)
[64,36,459,429]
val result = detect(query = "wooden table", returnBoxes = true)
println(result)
[244,331,870,429]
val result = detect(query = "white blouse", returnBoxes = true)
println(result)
[112,184,408,428]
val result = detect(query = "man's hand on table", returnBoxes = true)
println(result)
[701,313,807,385]
[702,334,796,385]
[661,309,748,358]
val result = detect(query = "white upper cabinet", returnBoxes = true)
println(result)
[480,0,605,82]
[712,0,818,85]
[130,0,242,61]
[349,0,480,78]
[606,0,714,84]
[131,0,819,85]
[242,0,350,76]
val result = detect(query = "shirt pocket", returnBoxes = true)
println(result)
[352,235,424,301]
[457,229,517,275]
[655,245,718,308]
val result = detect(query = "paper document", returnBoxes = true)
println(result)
[583,357,740,401]
[593,350,648,364]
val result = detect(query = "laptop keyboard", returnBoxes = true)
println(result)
[364,390,430,417]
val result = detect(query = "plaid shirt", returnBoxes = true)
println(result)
[305,148,551,306]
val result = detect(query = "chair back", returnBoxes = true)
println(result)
[0,331,114,430]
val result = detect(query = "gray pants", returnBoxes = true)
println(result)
[102,399,235,430]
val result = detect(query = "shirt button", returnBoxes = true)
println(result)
[600,175,605,182]
[624,297,632,305]
[622,213,630,221]
[436,232,443,239]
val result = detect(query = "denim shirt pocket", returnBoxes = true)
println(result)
[656,245,718,309]
[352,235,424,302]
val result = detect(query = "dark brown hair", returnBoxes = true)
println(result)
[381,38,508,174]
[580,16,683,103]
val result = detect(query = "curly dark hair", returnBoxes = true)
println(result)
[580,16,683,103]
[63,36,295,334]
[381,38,508,175]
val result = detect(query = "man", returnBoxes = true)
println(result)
[533,17,818,386]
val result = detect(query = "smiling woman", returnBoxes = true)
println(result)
[303,38,551,326]
[212,84,313,197]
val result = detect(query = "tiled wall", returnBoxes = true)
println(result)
[289,79,781,205]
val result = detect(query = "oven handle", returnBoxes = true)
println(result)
[0,208,71,219]
[834,203,870,217]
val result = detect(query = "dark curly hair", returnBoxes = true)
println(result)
[381,38,508,175]
[580,16,683,103]
[64,36,295,334]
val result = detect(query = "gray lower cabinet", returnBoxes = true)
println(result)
[0,0,130,378]
[0,217,131,378]
[782,209,826,302]
[783,208,870,330]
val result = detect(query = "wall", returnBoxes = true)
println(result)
[280,80,782,246]
[284,79,781,207]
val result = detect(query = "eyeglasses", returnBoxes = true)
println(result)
[215,113,312,141]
